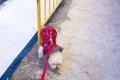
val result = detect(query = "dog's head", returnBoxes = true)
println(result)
[48,51,63,70]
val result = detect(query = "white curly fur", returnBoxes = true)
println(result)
[48,51,63,69]
[38,46,63,69]
[38,46,44,59]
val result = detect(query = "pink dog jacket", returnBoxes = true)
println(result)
[40,26,63,55]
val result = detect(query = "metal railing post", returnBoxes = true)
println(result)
[49,0,50,14]
[44,0,46,20]
[53,0,54,9]
[37,0,41,47]
[56,0,58,4]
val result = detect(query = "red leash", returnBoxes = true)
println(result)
[40,58,49,80]
[40,45,52,80]
[40,26,57,80]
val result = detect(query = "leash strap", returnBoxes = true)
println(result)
[40,26,57,80]
[40,58,49,80]
[40,45,52,80]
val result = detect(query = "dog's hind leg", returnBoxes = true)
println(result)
[38,46,44,59]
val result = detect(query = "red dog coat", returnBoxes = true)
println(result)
[40,26,63,55]
[40,26,63,80]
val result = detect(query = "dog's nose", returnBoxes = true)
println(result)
[56,66,58,69]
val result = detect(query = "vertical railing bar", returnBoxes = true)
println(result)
[53,0,54,9]
[49,0,50,14]
[56,0,58,4]
[44,0,46,20]
[37,0,41,47]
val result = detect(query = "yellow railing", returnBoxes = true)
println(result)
[37,0,62,46]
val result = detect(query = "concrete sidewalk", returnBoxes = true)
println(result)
[11,0,120,80]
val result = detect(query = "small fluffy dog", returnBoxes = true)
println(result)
[38,46,63,70]
[38,26,63,72]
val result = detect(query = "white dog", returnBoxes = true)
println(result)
[38,46,63,70]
